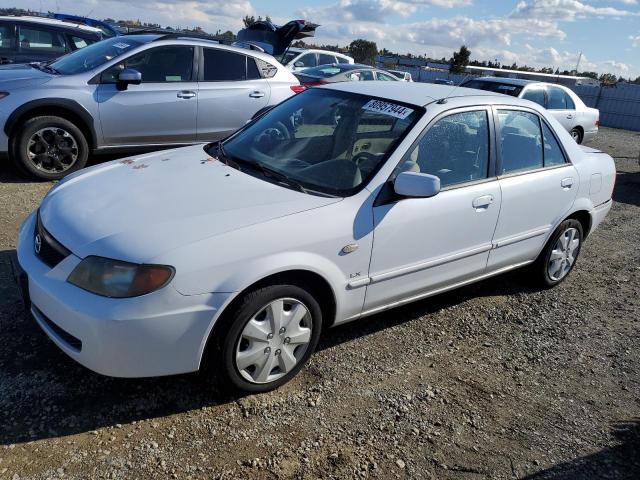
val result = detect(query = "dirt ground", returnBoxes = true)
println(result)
[0,128,639,480]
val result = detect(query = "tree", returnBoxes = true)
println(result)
[242,15,272,27]
[449,46,471,73]
[349,39,378,66]
[599,73,618,85]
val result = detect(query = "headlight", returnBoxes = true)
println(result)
[67,256,174,298]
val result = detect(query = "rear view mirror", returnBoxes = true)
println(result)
[294,61,304,68]
[117,68,142,90]
[394,171,440,198]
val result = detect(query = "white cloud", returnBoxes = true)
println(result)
[603,59,630,71]
[630,34,640,46]
[511,0,640,21]
[300,0,471,23]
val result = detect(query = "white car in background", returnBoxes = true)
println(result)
[278,47,354,71]
[15,82,615,392]
[462,77,599,144]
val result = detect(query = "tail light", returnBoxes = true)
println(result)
[595,119,599,127]
[303,80,328,87]
[290,85,306,94]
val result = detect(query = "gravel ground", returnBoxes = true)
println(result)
[0,127,639,479]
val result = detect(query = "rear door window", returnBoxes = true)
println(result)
[203,48,248,81]
[497,110,543,174]
[542,122,566,167]
[18,26,66,54]
[376,72,397,81]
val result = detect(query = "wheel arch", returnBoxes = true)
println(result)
[565,209,592,238]
[198,268,337,369]
[5,99,98,149]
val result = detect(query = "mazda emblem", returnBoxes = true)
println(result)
[34,234,42,255]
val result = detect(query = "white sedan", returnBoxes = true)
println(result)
[462,77,600,144]
[14,82,615,392]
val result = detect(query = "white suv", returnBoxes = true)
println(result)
[279,47,354,71]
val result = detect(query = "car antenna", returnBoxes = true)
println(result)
[436,73,472,104]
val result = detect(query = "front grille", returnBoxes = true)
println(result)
[34,306,82,352]
[35,211,70,268]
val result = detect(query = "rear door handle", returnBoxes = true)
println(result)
[249,91,265,98]
[561,177,574,188]
[177,91,196,99]
[566,114,573,119]
[472,194,494,210]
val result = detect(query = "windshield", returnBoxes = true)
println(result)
[219,88,423,196]
[49,37,146,75]
[462,80,523,97]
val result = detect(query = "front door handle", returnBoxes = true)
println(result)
[561,177,574,189]
[249,91,265,98]
[472,194,494,210]
[177,91,196,99]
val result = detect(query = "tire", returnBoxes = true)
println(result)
[531,219,583,288]
[570,127,583,144]
[9,115,89,181]
[214,284,323,393]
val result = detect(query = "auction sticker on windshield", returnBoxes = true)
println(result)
[362,100,414,119]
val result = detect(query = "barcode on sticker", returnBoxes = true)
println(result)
[362,100,413,119]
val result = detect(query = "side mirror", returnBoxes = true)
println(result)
[394,171,440,198]
[293,61,304,68]
[116,68,142,90]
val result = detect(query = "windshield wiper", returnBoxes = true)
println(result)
[251,162,310,194]
[29,62,59,74]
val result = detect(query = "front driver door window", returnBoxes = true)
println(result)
[546,86,575,131]
[364,108,502,312]
[96,46,198,145]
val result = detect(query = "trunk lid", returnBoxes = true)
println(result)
[235,20,318,56]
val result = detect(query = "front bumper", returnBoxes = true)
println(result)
[16,211,232,378]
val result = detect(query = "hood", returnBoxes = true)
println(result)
[39,145,341,263]
[0,64,54,89]
[235,20,318,56]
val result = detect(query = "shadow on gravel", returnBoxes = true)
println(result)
[0,245,542,447]
[522,419,640,480]
[613,170,640,208]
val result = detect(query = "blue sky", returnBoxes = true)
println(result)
[9,0,640,77]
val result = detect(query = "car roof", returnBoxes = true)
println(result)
[0,15,103,34]
[468,76,533,87]
[140,35,286,64]
[287,47,349,57]
[320,81,532,108]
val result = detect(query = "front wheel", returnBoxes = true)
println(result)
[10,115,89,180]
[531,219,583,288]
[215,284,323,393]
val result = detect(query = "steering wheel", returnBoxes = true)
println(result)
[352,151,382,176]
[255,121,292,150]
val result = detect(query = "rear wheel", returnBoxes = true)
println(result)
[10,116,89,180]
[570,127,583,144]
[214,284,323,393]
[531,219,583,288]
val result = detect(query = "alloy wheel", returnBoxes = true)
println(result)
[27,127,79,174]
[547,227,580,281]
[235,298,313,384]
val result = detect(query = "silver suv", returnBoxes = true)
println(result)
[0,30,304,180]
